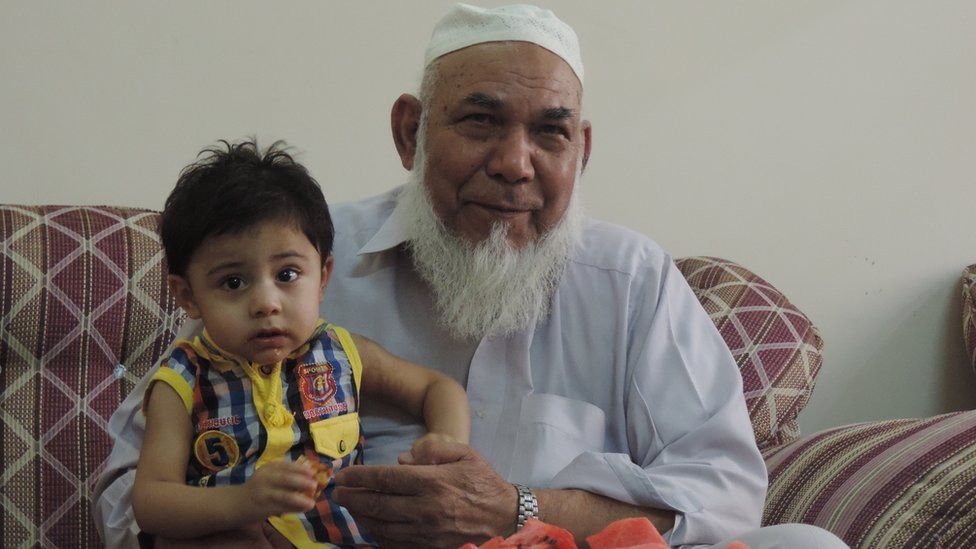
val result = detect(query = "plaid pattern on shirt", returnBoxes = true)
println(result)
[149,322,375,547]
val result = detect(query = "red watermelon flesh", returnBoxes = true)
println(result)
[505,519,577,548]
[462,519,578,548]
[586,517,668,549]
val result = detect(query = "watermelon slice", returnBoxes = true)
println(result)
[459,515,751,549]
[460,519,577,548]
[506,519,576,548]
[586,517,667,549]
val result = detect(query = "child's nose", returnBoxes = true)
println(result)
[250,283,281,317]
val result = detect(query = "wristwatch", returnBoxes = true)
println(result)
[513,483,539,531]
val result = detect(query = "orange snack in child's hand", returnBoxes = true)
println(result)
[296,455,331,499]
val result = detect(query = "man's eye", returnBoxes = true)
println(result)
[539,124,569,138]
[277,268,299,283]
[462,113,496,125]
[221,276,245,290]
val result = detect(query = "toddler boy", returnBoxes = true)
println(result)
[132,139,470,548]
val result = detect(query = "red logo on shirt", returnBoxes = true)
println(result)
[299,363,336,405]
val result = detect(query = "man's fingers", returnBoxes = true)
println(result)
[334,464,429,494]
[332,488,414,522]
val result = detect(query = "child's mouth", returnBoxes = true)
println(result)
[252,329,288,348]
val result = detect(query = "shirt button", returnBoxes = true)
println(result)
[338,440,347,453]
[475,409,486,419]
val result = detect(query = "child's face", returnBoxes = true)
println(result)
[169,221,332,366]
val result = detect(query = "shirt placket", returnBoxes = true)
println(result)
[466,327,535,479]
[245,362,294,467]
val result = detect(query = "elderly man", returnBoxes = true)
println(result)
[95,4,846,548]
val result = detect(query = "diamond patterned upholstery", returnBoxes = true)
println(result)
[1,206,182,548]
[675,257,824,452]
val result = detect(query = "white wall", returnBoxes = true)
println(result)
[2,1,974,434]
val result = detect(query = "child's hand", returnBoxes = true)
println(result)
[243,460,318,516]
[397,432,466,465]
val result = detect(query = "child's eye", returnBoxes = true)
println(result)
[277,268,299,283]
[221,276,245,290]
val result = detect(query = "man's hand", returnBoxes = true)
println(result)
[333,439,517,548]
[243,460,318,517]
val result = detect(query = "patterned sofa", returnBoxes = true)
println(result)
[1,205,974,548]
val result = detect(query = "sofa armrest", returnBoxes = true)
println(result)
[0,205,180,548]
[676,256,824,451]
[762,410,976,548]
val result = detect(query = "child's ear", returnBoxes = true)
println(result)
[168,275,202,319]
[319,255,334,301]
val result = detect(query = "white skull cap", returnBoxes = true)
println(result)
[424,3,583,84]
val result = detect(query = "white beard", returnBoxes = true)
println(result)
[399,133,585,340]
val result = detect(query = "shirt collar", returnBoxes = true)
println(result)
[357,191,412,255]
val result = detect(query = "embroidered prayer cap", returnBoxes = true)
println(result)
[424,3,584,85]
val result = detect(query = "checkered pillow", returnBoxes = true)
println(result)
[676,257,824,451]
[963,264,976,374]
[764,410,976,548]
[0,206,182,548]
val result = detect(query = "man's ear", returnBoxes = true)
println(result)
[319,255,335,301]
[580,120,593,173]
[391,94,423,171]
[168,275,202,319]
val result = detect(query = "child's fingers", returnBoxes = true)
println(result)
[281,472,319,494]
[261,490,315,515]
[269,465,318,493]
[277,490,316,512]
[271,459,316,476]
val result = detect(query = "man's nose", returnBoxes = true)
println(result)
[250,282,281,317]
[487,128,535,184]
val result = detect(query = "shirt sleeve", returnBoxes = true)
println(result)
[548,259,767,548]
[145,343,199,417]
[91,318,204,548]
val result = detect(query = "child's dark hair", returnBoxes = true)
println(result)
[160,139,334,276]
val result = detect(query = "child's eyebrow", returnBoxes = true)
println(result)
[206,261,244,277]
[271,251,312,261]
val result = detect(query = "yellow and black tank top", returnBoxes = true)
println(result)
[148,321,374,548]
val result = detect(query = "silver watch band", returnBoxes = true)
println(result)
[513,483,539,531]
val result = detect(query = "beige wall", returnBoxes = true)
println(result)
[2,1,974,434]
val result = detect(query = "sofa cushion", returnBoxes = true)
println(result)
[0,205,181,548]
[964,264,976,373]
[763,410,976,548]
[676,257,824,451]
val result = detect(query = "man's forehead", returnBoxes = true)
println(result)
[433,42,582,107]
